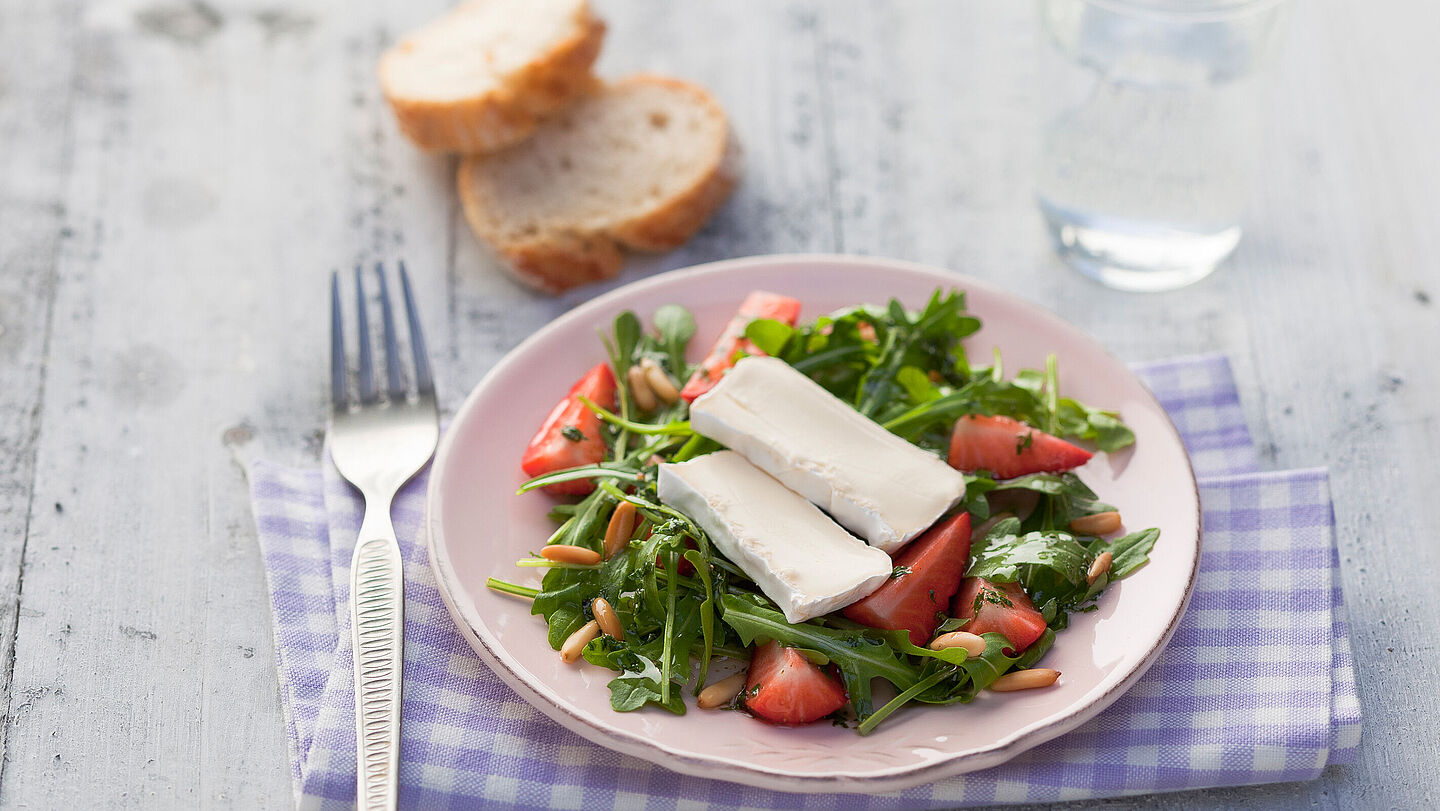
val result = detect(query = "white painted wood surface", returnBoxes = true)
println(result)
[0,0,1432,807]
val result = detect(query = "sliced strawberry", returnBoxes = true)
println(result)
[680,291,802,402]
[743,640,848,725]
[520,363,617,496]
[948,414,1093,479]
[952,577,1048,655]
[842,512,973,647]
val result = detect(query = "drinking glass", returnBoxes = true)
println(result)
[1036,0,1291,291]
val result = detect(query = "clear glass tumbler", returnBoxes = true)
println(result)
[1036,0,1291,291]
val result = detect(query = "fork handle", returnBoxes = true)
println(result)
[350,532,405,811]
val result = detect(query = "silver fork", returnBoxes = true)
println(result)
[329,261,439,811]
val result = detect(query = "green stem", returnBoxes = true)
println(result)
[1044,354,1059,436]
[486,578,540,599]
[858,667,954,736]
[515,558,602,571]
[669,433,716,463]
[517,465,640,494]
[579,396,694,436]
[660,549,679,705]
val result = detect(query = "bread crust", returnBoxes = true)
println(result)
[458,75,738,294]
[380,5,605,154]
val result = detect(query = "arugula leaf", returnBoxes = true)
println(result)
[858,631,1028,733]
[609,311,642,377]
[609,672,687,714]
[854,291,979,418]
[1107,528,1160,578]
[653,304,696,376]
[743,318,795,356]
[992,472,1113,528]
[895,366,939,405]
[966,530,1090,588]
[1056,399,1135,452]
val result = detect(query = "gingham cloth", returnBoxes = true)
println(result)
[248,354,1361,809]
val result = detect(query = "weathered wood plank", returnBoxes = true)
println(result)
[0,0,79,785]
[0,1,341,806]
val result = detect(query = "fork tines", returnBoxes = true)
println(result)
[330,261,435,409]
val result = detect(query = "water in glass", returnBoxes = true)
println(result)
[1037,0,1290,291]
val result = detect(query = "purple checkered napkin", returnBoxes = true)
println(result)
[248,354,1360,809]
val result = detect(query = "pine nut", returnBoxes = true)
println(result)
[1069,510,1122,536]
[627,365,658,412]
[603,501,638,559]
[641,358,680,404]
[592,597,624,641]
[540,545,601,565]
[1087,551,1112,585]
[697,672,748,709]
[560,620,600,664]
[989,668,1060,692]
[929,631,987,657]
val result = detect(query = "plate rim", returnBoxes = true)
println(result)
[425,253,1202,793]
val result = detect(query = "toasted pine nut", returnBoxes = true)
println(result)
[540,545,601,565]
[929,631,987,657]
[989,668,1060,692]
[560,620,601,664]
[627,365,658,412]
[591,597,624,641]
[697,672,748,709]
[1069,510,1122,536]
[1087,551,1112,585]
[641,358,681,404]
[972,512,1016,540]
[603,501,638,559]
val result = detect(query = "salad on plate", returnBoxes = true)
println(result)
[487,289,1158,734]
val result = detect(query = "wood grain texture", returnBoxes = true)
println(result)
[0,0,80,787]
[0,0,1435,808]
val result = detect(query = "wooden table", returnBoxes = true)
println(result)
[0,0,1430,807]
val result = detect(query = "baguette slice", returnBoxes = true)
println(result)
[380,0,605,154]
[459,75,738,293]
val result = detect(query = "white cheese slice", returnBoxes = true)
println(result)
[657,451,892,623]
[689,356,966,553]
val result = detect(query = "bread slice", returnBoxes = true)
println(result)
[458,75,739,294]
[380,0,605,154]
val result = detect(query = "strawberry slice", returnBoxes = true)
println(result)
[743,640,848,725]
[952,577,1048,655]
[680,291,802,402]
[520,363,616,496]
[948,414,1093,479]
[842,512,973,647]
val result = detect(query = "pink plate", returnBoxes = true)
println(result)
[426,254,1200,793]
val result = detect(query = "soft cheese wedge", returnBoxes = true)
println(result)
[689,356,967,553]
[658,451,892,623]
